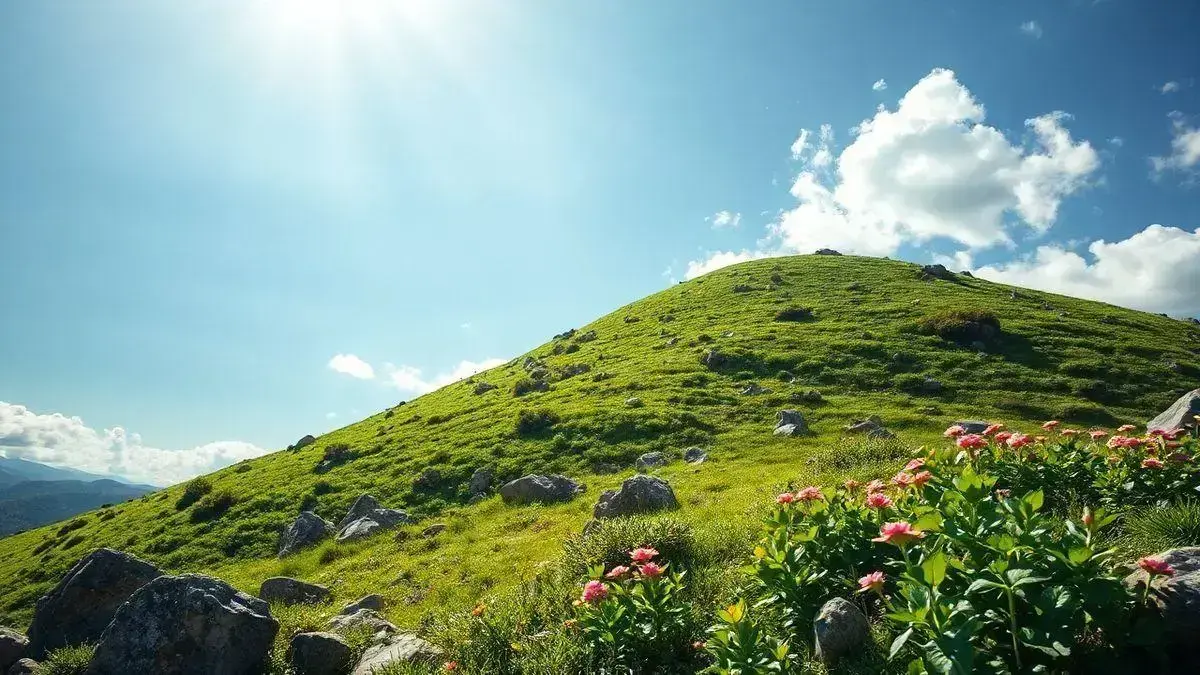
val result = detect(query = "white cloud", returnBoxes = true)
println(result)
[1020,20,1043,38]
[684,250,774,280]
[975,224,1200,316]
[1151,113,1200,175]
[708,210,742,229]
[1108,137,1124,147]
[386,358,506,394]
[872,79,888,92]
[327,353,375,380]
[790,129,811,160]
[1162,81,1181,94]
[0,402,269,486]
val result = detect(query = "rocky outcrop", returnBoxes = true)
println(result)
[294,435,317,450]
[1125,547,1200,664]
[813,598,869,664]
[1148,389,1200,432]
[499,475,582,505]
[27,548,163,658]
[340,595,384,615]
[351,634,442,675]
[290,632,352,675]
[774,409,808,437]
[593,476,678,520]
[682,447,707,464]
[814,248,842,255]
[920,264,955,281]
[278,512,336,557]
[336,495,411,542]
[0,628,27,673]
[635,452,666,472]
[258,577,331,606]
[85,574,278,675]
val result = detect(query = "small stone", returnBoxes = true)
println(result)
[422,523,446,538]
[340,595,384,615]
[259,577,332,605]
[624,397,643,408]
[635,452,666,472]
[290,632,352,675]
[774,409,808,437]
[953,420,990,434]
[813,597,869,665]
[682,447,707,464]
[740,383,770,396]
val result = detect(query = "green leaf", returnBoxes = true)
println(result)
[889,627,914,660]
[922,551,948,588]
[1068,546,1092,564]
[1024,489,1045,512]
[966,578,1003,595]
[913,511,944,533]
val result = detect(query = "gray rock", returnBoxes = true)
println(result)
[953,420,990,434]
[468,468,493,495]
[27,548,163,658]
[352,634,442,675]
[814,248,842,255]
[920,264,955,281]
[0,628,27,673]
[635,452,666,472]
[700,349,728,370]
[682,447,707,464]
[7,659,37,675]
[290,632,352,675]
[740,383,770,396]
[85,574,278,675]
[336,495,411,541]
[575,330,597,343]
[294,434,317,450]
[259,577,331,606]
[413,468,441,490]
[327,609,397,642]
[341,595,384,615]
[499,475,582,505]
[422,523,446,538]
[278,512,336,557]
[774,409,808,437]
[1148,389,1200,432]
[844,416,896,439]
[624,396,643,408]
[593,475,679,519]
[337,518,383,542]
[921,377,944,394]
[473,382,498,395]
[813,597,869,665]
[1124,547,1200,663]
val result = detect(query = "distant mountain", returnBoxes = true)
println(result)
[0,455,152,487]
[0,478,153,538]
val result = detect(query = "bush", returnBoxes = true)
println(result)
[515,409,560,437]
[1121,501,1200,558]
[916,309,1001,343]
[189,490,236,523]
[773,307,814,322]
[312,480,335,496]
[513,378,548,397]
[176,477,213,510]
[40,644,96,675]
[563,516,698,575]
[56,518,88,536]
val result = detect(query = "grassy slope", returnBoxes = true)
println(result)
[2,255,1198,631]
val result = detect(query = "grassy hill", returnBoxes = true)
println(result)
[2,254,1198,645]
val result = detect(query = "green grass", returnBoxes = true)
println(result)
[1,254,1198,659]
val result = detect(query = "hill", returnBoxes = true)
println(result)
[1,254,1198,645]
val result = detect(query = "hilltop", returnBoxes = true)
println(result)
[1,254,1198,663]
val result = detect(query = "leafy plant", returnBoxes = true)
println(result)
[175,477,213,510]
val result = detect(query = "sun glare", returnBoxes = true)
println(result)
[253,0,449,57]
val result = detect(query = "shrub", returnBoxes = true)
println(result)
[563,516,698,575]
[312,480,335,496]
[515,408,560,436]
[1121,501,1200,559]
[234,463,252,473]
[773,307,814,322]
[56,518,88,536]
[40,644,96,675]
[176,477,213,510]
[916,309,1001,343]
[513,378,548,397]
[189,490,236,523]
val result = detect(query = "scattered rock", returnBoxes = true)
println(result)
[473,382,498,395]
[279,512,336,557]
[559,363,591,379]
[664,337,678,347]
[575,330,598,343]
[1148,389,1200,432]
[721,331,734,338]
[327,609,397,641]
[682,447,707,464]
[732,284,756,293]
[468,468,493,496]
[499,475,583,505]
[593,475,679,519]
[623,316,640,323]
[351,634,442,675]
[700,349,728,370]
[1124,547,1200,664]
[740,383,770,396]
[7,659,37,675]
[85,574,279,675]
[796,390,824,404]
[413,468,441,490]
[422,523,447,538]
[624,397,644,408]
[337,518,385,543]
[294,435,317,450]
[290,632,352,675]
[635,452,666,472]
[813,597,869,665]
[341,595,384,615]
[960,270,973,277]
[920,264,955,281]
[774,409,808,437]
[953,420,990,434]
[844,416,896,439]
[336,495,411,542]
[0,628,27,673]
[28,548,163,658]
[258,577,332,606]
[920,377,944,395]
[814,248,842,255]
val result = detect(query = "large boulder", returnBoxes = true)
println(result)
[352,634,442,675]
[813,598,869,665]
[0,628,27,673]
[278,512,336,557]
[340,595,384,615]
[468,468,493,495]
[1148,389,1200,432]
[814,248,842,256]
[1124,547,1200,663]
[336,495,412,542]
[593,476,679,520]
[774,409,808,437]
[258,577,331,606]
[27,548,162,658]
[327,609,397,643]
[499,475,582,505]
[920,264,955,281]
[635,452,666,472]
[85,574,278,675]
[294,434,317,450]
[290,632,352,675]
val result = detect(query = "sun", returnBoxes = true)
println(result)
[253,0,448,54]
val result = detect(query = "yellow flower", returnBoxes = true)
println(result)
[753,546,766,559]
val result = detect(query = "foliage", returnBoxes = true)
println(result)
[175,477,213,510]
[515,409,560,437]
[40,644,96,675]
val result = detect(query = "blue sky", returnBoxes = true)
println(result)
[1,1,1198,484]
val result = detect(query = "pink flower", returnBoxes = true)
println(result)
[1138,557,1175,577]
[904,458,925,471]
[1150,429,1166,438]
[1061,429,1080,437]
[581,580,608,604]
[944,424,967,438]
[639,562,665,579]
[865,492,893,509]
[865,479,886,494]
[605,565,631,580]
[1118,424,1137,433]
[994,431,1013,444]
[630,547,658,564]
[844,479,862,491]
[1089,430,1107,440]
[797,486,824,502]
[1082,509,1094,527]
[956,434,987,450]
[983,424,1005,436]
[1042,420,1060,430]
[1142,458,1165,469]
[1109,436,1145,450]
[445,662,458,672]
[872,521,925,547]
[891,472,915,487]
[858,571,886,593]
[776,492,795,505]
[1007,433,1033,449]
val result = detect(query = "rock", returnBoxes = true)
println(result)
[635,452,666,472]
[813,597,869,664]
[258,577,331,606]
[278,512,336,557]
[1124,547,1200,663]
[682,447,707,464]
[336,495,411,541]
[0,628,27,673]
[953,420,990,434]
[499,475,583,505]
[575,330,598,343]
[740,383,770,396]
[593,475,679,519]
[814,248,842,255]
[844,416,895,439]
[554,328,577,340]
[290,632,352,675]
[624,397,643,408]
[341,595,384,615]
[623,316,640,323]
[422,523,446,538]
[961,270,974,277]
[327,609,397,642]
[1148,389,1200,431]
[920,377,944,394]
[7,659,37,675]
[920,264,955,281]
[774,409,808,437]
[559,363,591,379]
[27,548,163,658]
[85,574,278,675]
[351,634,442,675]
[337,518,385,542]
[700,349,728,370]
[732,284,755,293]
[468,468,493,495]
[294,434,317,450]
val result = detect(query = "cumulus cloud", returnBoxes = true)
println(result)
[0,402,269,486]
[1151,113,1200,175]
[386,358,506,394]
[1162,81,1181,94]
[328,353,375,379]
[684,249,774,280]
[975,225,1200,316]
[708,210,742,229]
[872,79,888,92]
[1020,21,1043,38]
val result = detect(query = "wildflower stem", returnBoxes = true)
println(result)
[1005,587,1023,671]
